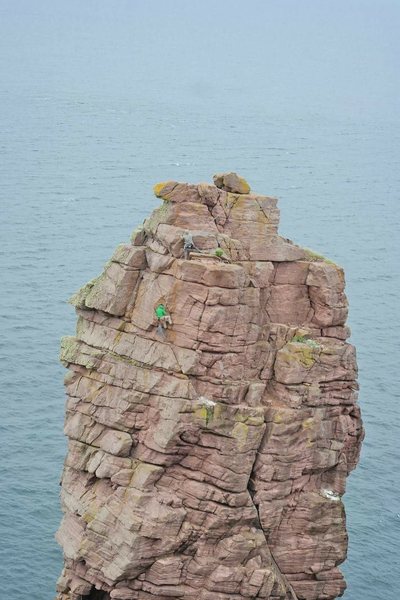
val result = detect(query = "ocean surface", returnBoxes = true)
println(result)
[0,1,399,598]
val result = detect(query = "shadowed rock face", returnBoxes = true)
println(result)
[55,175,364,600]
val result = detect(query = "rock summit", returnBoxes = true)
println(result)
[56,173,363,600]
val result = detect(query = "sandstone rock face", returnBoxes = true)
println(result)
[213,172,251,194]
[56,175,363,600]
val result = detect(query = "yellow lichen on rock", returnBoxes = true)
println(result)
[231,421,249,449]
[302,417,314,429]
[236,176,251,194]
[287,342,316,368]
[213,172,251,194]
[194,405,209,423]
[153,181,173,198]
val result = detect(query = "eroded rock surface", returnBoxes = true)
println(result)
[56,174,363,600]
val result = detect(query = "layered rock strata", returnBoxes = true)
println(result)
[56,174,363,600]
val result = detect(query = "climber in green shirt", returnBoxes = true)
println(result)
[155,304,172,330]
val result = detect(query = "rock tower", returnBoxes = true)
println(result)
[56,173,363,600]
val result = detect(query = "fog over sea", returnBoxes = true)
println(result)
[1,1,399,598]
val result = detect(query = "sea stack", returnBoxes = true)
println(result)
[55,174,364,600]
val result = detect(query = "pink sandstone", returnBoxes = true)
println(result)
[55,173,364,600]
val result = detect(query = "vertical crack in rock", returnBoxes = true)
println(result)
[248,428,300,600]
[56,173,364,600]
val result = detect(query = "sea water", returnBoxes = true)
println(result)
[0,1,399,598]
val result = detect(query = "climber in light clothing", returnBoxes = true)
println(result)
[182,230,199,260]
